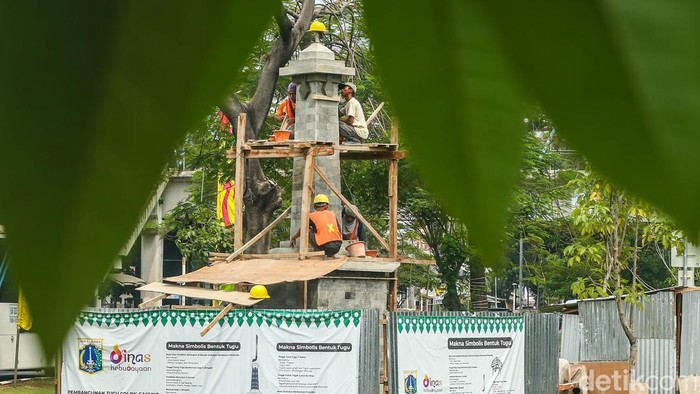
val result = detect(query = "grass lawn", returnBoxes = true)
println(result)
[0,378,55,393]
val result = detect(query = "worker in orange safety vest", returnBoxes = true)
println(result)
[290,194,342,257]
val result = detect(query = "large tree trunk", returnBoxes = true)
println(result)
[443,275,462,311]
[220,1,315,253]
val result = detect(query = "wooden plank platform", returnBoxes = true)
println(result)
[226,141,335,159]
[137,283,264,307]
[226,140,405,160]
[336,143,398,151]
[340,150,407,160]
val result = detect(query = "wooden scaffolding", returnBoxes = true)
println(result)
[224,113,410,309]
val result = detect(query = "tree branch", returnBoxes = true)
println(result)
[247,0,315,132]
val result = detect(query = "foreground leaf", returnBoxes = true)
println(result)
[480,1,700,241]
[364,2,526,261]
[0,1,277,354]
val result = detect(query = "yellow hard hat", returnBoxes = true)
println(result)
[249,284,270,299]
[308,21,327,33]
[313,194,330,205]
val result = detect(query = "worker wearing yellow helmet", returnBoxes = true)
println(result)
[290,194,342,257]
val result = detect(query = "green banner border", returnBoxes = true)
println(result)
[396,315,524,334]
[77,309,362,328]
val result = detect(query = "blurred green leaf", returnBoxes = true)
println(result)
[0,1,277,354]
[480,1,700,241]
[367,0,700,262]
[364,2,526,261]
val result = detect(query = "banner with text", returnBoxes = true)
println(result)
[61,309,361,394]
[395,315,524,394]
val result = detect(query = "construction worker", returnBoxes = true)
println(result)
[290,194,342,257]
[274,82,296,135]
[342,204,367,245]
[338,82,368,143]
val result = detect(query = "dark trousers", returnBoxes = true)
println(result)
[310,232,342,257]
[339,123,362,142]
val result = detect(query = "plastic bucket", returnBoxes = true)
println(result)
[365,249,378,258]
[273,130,291,141]
[345,241,366,257]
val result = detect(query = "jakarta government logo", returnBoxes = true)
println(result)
[403,370,418,394]
[78,338,103,374]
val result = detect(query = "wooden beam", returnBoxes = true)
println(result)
[336,144,398,152]
[233,113,247,250]
[209,251,325,260]
[396,259,436,266]
[244,146,335,159]
[139,293,168,309]
[303,281,308,309]
[314,164,391,251]
[389,160,398,257]
[365,102,385,126]
[340,150,407,160]
[389,120,400,310]
[212,253,433,265]
[245,140,333,148]
[56,349,63,394]
[390,271,399,311]
[225,206,292,262]
[299,150,316,256]
[381,314,389,393]
[200,303,234,337]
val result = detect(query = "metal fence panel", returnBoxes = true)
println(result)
[636,338,676,394]
[579,291,677,364]
[359,308,381,394]
[524,313,559,394]
[681,291,700,376]
[579,291,678,394]
[386,311,399,394]
[579,299,631,361]
[632,292,676,339]
[386,311,557,394]
[560,314,581,362]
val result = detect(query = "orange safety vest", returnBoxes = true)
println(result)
[309,210,341,245]
[275,98,296,119]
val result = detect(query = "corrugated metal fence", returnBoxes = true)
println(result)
[560,314,581,362]
[681,290,700,377]
[359,308,381,394]
[386,311,559,394]
[524,313,559,393]
[564,291,677,394]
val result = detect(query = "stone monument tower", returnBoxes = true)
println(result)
[279,23,354,236]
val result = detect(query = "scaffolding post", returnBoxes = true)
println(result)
[389,120,399,310]
[233,113,247,250]
[299,150,316,256]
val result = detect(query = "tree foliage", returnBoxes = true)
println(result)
[563,169,682,370]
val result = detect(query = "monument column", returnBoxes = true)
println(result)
[279,23,354,237]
